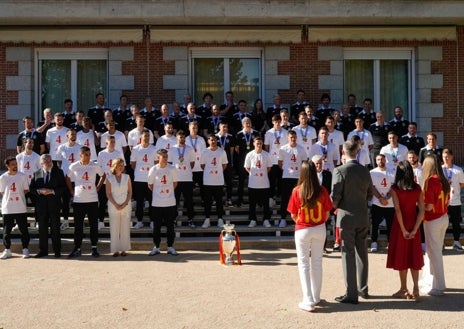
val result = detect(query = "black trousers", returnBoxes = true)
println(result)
[204,185,224,219]
[223,164,233,200]
[279,178,298,220]
[192,171,204,202]
[370,205,394,242]
[73,202,99,248]
[248,187,270,222]
[236,159,248,203]
[133,181,152,222]
[268,165,282,198]
[37,203,61,254]
[175,181,194,220]
[2,213,29,249]
[61,189,71,220]
[448,205,462,241]
[150,206,177,248]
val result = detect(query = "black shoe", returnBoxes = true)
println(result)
[34,251,48,258]
[68,248,81,259]
[54,252,61,258]
[335,295,359,304]
[358,290,370,299]
[91,248,100,258]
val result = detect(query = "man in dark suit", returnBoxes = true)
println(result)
[29,154,66,258]
[311,154,333,253]
[331,141,373,304]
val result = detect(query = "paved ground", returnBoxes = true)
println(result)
[0,244,463,329]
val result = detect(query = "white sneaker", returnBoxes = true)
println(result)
[370,242,378,252]
[98,222,105,230]
[150,221,154,230]
[427,289,445,296]
[167,247,178,256]
[33,222,39,230]
[269,198,276,208]
[60,220,69,230]
[202,218,211,228]
[133,221,144,229]
[226,199,233,206]
[217,218,225,228]
[248,220,257,228]
[0,249,12,259]
[278,219,287,228]
[22,248,30,259]
[263,220,272,228]
[298,301,315,312]
[148,247,160,256]
[12,224,19,231]
[453,241,464,252]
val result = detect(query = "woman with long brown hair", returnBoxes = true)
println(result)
[386,161,425,299]
[419,155,450,295]
[287,161,333,312]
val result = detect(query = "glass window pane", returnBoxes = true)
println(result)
[41,60,71,114]
[77,60,107,110]
[229,58,260,109]
[344,60,374,105]
[193,58,224,105]
[380,60,409,119]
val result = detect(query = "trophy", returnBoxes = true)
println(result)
[219,224,242,266]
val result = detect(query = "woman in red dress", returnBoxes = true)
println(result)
[386,161,425,299]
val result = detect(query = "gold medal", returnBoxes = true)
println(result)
[302,137,307,143]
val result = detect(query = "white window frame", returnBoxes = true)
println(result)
[189,47,264,104]
[35,48,109,118]
[344,48,416,121]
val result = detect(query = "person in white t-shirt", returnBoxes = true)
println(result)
[15,137,41,229]
[200,135,228,228]
[66,146,106,258]
[292,111,317,159]
[325,115,345,154]
[127,114,154,151]
[310,126,340,173]
[369,154,395,252]
[350,135,371,167]
[57,129,82,230]
[97,135,125,230]
[168,130,196,228]
[380,131,409,171]
[147,149,179,256]
[278,130,307,228]
[347,117,374,154]
[442,149,464,251]
[16,137,41,184]
[186,121,207,204]
[76,116,99,162]
[0,157,31,259]
[244,136,272,228]
[155,122,177,151]
[100,120,127,156]
[264,114,288,200]
[46,113,69,162]
[130,128,157,229]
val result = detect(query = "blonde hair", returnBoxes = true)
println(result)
[421,155,450,196]
[110,158,125,175]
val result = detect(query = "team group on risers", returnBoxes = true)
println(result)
[1,91,462,266]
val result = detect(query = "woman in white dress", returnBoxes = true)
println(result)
[105,158,132,256]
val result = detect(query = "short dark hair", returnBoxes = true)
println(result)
[4,156,16,166]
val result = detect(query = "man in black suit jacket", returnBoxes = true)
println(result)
[29,154,66,257]
[331,141,373,304]
[312,154,333,253]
